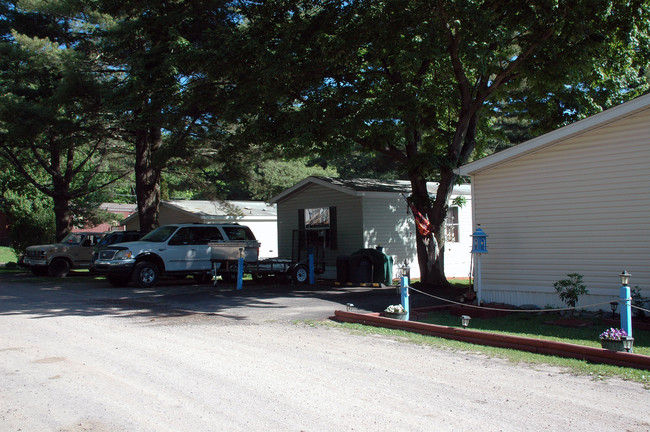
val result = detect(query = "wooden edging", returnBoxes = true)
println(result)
[332,310,650,370]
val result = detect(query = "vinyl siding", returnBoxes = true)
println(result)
[361,194,417,277]
[472,108,650,308]
[361,194,472,278]
[276,183,363,265]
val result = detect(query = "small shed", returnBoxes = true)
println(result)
[458,94,650,309]
[123,200,278,258]
[270,177,472,280]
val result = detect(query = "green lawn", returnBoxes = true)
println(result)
[419,310,650,356]
[0,246,17,264]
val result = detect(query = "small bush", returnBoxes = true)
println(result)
[554,273,589,316]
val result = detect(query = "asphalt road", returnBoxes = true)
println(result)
[1,274,649,431]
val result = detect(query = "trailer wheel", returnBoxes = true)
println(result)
[292,264,309,284]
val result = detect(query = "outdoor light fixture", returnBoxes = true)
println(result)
[619,270,631,286]
[623,337,634,353]
[610,301,618,318]
[400,259,411,281]
[461,315,471,329]
[346,303,354,312]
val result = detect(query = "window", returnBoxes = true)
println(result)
[298,207,337,250]
[445,207,459,242]
[304,208,330,228]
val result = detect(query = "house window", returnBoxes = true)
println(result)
[298,207,338,251]
[305,208,330,228]
[445,207,459,243]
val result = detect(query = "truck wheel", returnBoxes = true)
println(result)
[131,261,159,288]
[107,275,130,287]
[292,264,309,284]
[48,258,71,277]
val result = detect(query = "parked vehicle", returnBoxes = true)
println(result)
[24,232,105,277]
[94,230,144,252]
[92,223,261,287]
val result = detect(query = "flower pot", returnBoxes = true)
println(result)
[600,337,634,352]
[384,312,407,320]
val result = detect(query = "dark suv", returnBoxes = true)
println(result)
[90,231,143,272]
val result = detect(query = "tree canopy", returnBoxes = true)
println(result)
[230,0,650,285]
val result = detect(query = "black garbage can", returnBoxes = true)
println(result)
[349,254,373,283]
[336,256,351,284]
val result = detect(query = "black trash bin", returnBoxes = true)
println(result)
[351,248,394,285]
[336,256,351,284]
[349,254,373,283]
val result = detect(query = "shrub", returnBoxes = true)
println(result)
[553,273,589,316]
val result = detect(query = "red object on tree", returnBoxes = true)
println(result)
[407,200,432,237]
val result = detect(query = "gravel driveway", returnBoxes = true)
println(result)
[1,275,649,431]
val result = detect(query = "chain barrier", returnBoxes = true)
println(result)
[404,284,626,314]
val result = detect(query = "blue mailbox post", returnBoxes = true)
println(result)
[471,227,488,305]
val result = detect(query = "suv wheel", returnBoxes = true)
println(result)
[48,258,71,277]
[132,261,159,288]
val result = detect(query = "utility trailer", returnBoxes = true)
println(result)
[208,238,325,285]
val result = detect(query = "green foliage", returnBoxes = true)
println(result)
[554,273,589,312]
[1,189,55,252]
[230,0,650,284]
[631,286,649,318]
[0,247,18,264]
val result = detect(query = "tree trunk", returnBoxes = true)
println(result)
[52,195,73,242]
[135,127,163,233]
[408,175,452,289]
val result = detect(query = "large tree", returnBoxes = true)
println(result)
[97,0,239,232]
[0,3,125,241]
[233,0,650,287]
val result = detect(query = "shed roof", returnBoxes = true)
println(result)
[457,92,650,176]
[270,176,471,203]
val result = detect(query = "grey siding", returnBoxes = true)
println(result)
[276,183,363,265]
[472,108,650,308]
[362,193,472,279]
[361,194,416,275]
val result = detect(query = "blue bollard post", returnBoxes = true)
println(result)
[309,252,315,285]
[620,285,632,338]
[400,276,410,321]
[237,257,244,290]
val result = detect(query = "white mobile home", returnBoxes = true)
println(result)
[123,200,278,258]
[458,94,650,309]
[270,177,472,280]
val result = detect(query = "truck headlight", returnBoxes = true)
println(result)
[114,250,133,260]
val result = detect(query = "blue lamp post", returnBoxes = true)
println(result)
[471,227,488,305]
[619,270,632,338]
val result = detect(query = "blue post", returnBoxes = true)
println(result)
[400,276,410,321]
[309,252,315,285]
[620,285,632,337]
[237,257,244,290]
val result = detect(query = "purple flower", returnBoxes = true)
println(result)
[599,328,628,341]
